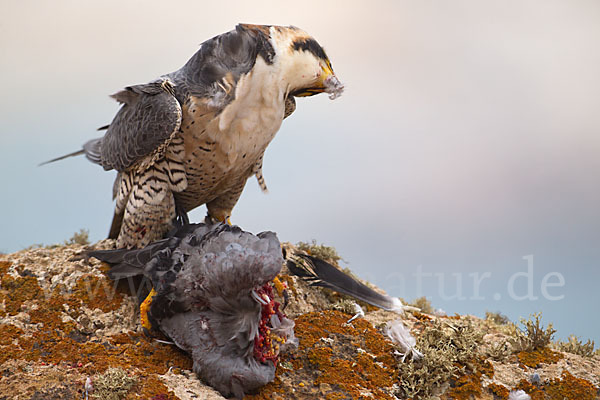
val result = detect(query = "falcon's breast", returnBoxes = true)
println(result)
[175,57,287,211]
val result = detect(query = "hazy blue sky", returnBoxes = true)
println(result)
[1,1,599,343]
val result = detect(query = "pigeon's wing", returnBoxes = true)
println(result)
[88,236,177,279]
[94,79,182,171]
[88,223,215,279]
[287,253,403,312]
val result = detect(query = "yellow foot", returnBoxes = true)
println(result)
[205,212,232,225]
[272,276,286,297]
[140,288,157,333]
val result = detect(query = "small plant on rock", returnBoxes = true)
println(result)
[556,335,595,357]
[511,312,555,352]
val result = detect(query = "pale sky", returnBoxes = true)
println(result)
[1,1,599,343]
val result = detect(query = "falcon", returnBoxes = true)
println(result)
[43,24,344,248]
[88,223,297,399]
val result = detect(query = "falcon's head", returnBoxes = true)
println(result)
[278,27,344,99]
[244,24,344,100]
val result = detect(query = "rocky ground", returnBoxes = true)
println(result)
[0,239,599,400]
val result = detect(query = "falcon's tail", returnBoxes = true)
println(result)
[108,211,124,240]
[38,137,104,167]
[38,149,85,166]
[287,253,404,313]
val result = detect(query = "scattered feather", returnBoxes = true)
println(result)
[345,303,365,324]
[508,389,531,400]
[385,320,423,362]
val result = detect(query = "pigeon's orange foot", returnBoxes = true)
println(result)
[140,288,157,334]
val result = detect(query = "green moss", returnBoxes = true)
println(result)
[486,340,511,361]
[394,319,487,399]
[329,299,358,315]
[556,335,595,357]
[409,296,434,314]
[296,240,341,264]
[65,229,90,246]
[485,311,510,325]
[92,367,137,400]
[510,312,555,352]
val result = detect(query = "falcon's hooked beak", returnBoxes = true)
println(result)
[294,62,344,100]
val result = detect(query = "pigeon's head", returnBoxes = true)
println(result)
[269,25,344,100]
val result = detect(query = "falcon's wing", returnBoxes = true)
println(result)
[37,80,181,170]
[172,24,275,104]
[94,79,182,172]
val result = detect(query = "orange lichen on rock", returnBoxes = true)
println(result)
[72,274,125,312]
[278,274,298,297]
[250,310,398,399]
[0,260,11,275]
[109,333,193,375]
[443,356,494,399]
[545,371,598,400]
[487,382,510,399]
[125,374,179,400]
[517,347,563,368]
[514,379,546,400]
[0,263,190,377]
[413,311,432,322]
[514,370,599,400]
[2,327,192,375]
[444,374,482,399]
[0,324,23,346]
[0,273,43,316]
[299,311,398,398]
[478,358,495,379]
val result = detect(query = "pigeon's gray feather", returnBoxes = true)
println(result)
[287,253,403,312]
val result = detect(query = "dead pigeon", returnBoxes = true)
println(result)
[89,223,297,399]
